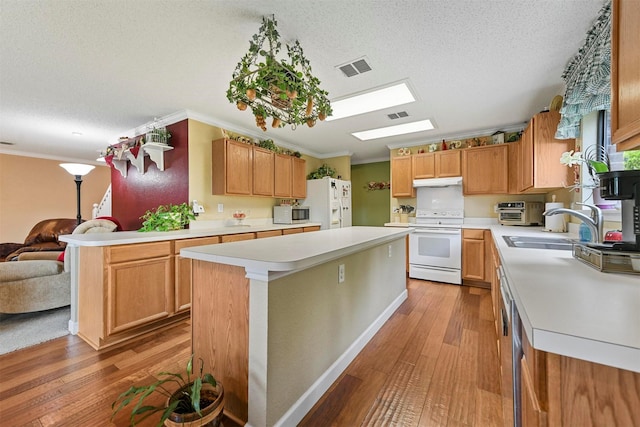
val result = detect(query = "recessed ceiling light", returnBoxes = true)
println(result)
[352,119,435,141]
[327,82,415,121]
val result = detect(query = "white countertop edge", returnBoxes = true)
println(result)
[58,222,323,246]
[181,227,412,273]
[490,225,640,373]
[532,328,640,373]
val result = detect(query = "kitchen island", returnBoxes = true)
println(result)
[59,222,321,349]
[180,226,411,427]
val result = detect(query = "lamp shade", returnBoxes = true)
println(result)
[60,163,95,176]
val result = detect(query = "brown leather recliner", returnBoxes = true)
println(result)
[0,218,78,262]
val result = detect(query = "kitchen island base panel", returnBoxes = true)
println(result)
[190,236,408,427]
[192,261,249,423]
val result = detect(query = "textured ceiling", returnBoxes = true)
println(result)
[0,0,605,165]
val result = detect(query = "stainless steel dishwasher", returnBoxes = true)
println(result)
[498,265,522,427]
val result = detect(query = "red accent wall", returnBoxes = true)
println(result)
[111,120,189,231]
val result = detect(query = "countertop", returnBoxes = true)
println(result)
[58,222,322,246]
[491,226,640,373]
[181,226,412,273]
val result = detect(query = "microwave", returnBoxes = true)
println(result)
[273,205,310,224]
[497,201,543,226]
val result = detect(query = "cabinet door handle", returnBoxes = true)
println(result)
[501,308,509,337]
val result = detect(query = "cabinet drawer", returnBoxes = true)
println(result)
[108,242,171,263]
[303,226,321,232]
[220,233,255,243]
[283,228,304,235]
[174,237,220,253]
[463,229,485,240]
[256,230,282,239]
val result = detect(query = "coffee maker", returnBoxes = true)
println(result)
[572,170,640,274]
[598,170,640,251]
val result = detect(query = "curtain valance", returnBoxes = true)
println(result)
[556,0,611,139]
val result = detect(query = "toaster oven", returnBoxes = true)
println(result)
[497,201,543,226]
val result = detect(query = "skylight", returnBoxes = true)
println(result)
[326,82,415,121]
[352,119,435,141]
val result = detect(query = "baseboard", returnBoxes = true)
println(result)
[68,319,78,335]
[270,289,408,427]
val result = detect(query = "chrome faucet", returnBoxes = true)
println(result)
[543,202,603,244]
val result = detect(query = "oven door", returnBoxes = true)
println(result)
[409,228,462,284]
[498,209,524,225]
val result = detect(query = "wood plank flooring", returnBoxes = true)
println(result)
[0,280,503,426]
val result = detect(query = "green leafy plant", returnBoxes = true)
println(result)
[139,203,196,232]
[307,163,336,180]
[258,138,279,152]
[226,16,332,130]
[624,150,640,170]
[111,355,221,427]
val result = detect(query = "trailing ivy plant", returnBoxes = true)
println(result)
[139,202,196,232]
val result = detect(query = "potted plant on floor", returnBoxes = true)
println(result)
[111,355,224,427]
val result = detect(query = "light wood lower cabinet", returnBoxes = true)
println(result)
[519,319,640,427]
[78,241,186,350]
[77,227,320,350]
[174,237,220,313]
[462,229,491,286]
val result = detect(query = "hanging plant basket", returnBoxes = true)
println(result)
[226,16,332,130]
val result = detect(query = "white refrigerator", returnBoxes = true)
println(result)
[304,178,352,230]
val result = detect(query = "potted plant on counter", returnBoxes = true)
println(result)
[111,355,224,427]
[139,202,196,232]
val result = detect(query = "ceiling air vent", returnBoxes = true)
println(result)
[337,57,372,78]
[387,111,409,120]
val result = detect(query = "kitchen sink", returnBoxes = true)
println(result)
[502,235,575,251]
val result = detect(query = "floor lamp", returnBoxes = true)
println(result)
[60,163,95,225]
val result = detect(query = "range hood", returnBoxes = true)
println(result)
[413,176,463,188]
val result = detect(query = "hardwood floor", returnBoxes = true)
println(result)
[0,280,504,427]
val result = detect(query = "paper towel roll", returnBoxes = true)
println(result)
[544,202,565,232]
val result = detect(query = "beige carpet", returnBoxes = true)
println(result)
[0,306,70,355]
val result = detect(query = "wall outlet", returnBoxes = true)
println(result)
[217,203,224,213]
[338,264,345,283]
[388,244,392,258]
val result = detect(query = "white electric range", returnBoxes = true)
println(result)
[409,182,464,284]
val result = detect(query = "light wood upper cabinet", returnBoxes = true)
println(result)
[462,145,509,195]
[412,150,461,180]
[518,111,574,193]
[212,139,253,196]
[508,141,521,194]
[252,147,274,196]
[436,150,461,177]
[391,156,415,198]
[612,0,640,150]
[412,153,436,179]
[292,157,307,199]
[213,138,305,199]
[274,154,293,198]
